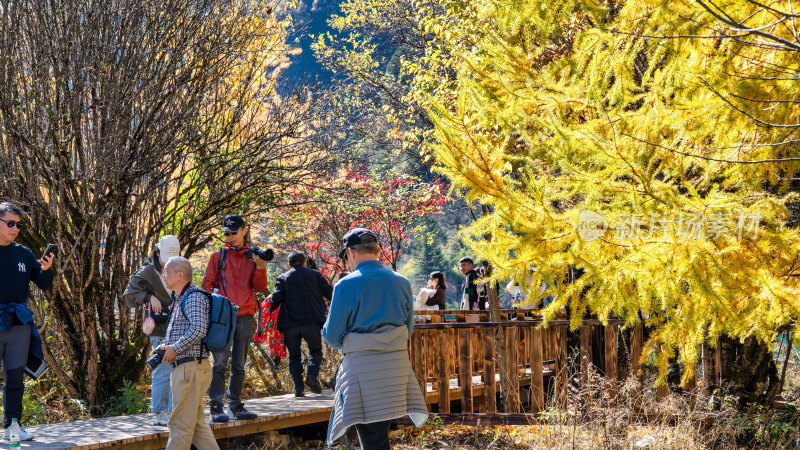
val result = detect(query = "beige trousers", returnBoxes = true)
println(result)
[166,358,219,450]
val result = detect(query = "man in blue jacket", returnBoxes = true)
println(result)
[323,228,427,449]
[270,251,333,397]
[0,203,53,442]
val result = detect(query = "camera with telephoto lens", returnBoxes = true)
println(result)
[247,247,274,262]
[146,348,166,370]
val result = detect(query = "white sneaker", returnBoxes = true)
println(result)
[3,427,34,441]
[152,410,171,426]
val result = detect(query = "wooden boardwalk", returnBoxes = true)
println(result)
[17,392,334,449]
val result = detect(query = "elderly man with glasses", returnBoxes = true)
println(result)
[201,214,268,422]
[0,202,54,441]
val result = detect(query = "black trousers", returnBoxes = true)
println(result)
[0,324,30,428]
[283,323,323,392]
[355,420,391,450]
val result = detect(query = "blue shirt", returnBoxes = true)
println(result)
[323,260,414,349]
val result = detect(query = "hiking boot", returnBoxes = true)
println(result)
[3,426,34,441]
[228,405,258,421]
[305,377,323,394]
[152,410,171,426]
[295,391,305,397]
[210,402,229,423]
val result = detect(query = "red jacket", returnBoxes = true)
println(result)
[202,244,268,316]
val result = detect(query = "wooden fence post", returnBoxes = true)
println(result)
[555,325,568,409]
[482,328,497,413]
[438,330,451,414]
[503,327,521,413]
[459,328,474,413]
[412,329,425,396]
[580,324,592,388]
[530,327,545,413]
[604,324,618,402]
[631,324,643,385]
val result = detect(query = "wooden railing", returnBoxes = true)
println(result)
[414,309,539,323]
[408,316,643,414]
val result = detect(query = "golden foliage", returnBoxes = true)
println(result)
[413,0,800,384]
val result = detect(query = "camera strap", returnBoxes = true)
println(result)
[216,247,228,293]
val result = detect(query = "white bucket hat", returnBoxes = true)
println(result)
[157,235,181,262]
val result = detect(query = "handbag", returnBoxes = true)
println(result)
[142,315,155,335]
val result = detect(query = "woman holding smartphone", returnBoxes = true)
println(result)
[0,202,54,441]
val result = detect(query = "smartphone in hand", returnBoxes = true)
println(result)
[42,243,58,260]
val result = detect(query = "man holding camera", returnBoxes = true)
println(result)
[202,214,267,422]
[158,256,219,450]
[0,202,53,442]
[270,251,333,397]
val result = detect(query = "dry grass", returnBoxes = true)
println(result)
[225,350,800,449]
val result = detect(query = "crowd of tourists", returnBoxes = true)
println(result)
[0,202,496,449]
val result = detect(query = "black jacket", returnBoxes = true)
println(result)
[270,265,333,332]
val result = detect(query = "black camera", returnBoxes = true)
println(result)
[248,247,274,262]
[146,348,166,370]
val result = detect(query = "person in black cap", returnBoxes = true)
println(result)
[201,214,268,422]
[323,228,428,449]
[269,251,332,397]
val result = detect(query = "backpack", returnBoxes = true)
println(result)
[180,288,239,353]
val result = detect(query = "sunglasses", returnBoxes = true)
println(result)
[0,218,23,229]
[223,230,239,237]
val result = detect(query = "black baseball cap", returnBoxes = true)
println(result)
[338,228,378,259]
[221,214,245,232]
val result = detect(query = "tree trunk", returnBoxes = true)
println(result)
[718,335,781,406]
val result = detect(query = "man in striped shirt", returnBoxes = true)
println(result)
[158,257,219,450]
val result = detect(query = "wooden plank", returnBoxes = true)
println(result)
[414,318,628,330]
[503,326,521,413]
[449,329,457,388]
[530,327,544,413]
[483,328,497,413]
[425,330,434,384]
[23,393,335,449]
[631,323,643,384]
[580,324,592,388]
[459,328,474,413]
[439,329,451,414]
[473,328,483,412]
[604,324,618,401]
[211,410,332,439]
[554,325,568,408]
[424,367,554,405]
[516,327,525,376]
[394,413,540,426]
[412,330,426,395]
